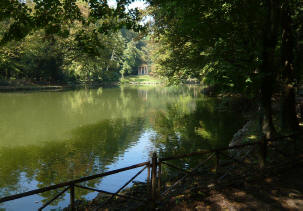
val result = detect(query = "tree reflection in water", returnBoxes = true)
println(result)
[151,97,245,176]
[0,85,244,208]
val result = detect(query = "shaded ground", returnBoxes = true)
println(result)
[72,153,303,210]
[162,161,303,210]
[157,139,303,211]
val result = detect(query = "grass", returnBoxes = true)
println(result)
[120,75,165,84]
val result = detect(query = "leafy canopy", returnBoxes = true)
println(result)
[0,0,144,45]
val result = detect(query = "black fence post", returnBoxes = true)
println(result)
[151,152,158,205]
[158,161,161,195]
[259,138,267,169]
[70,183,75,211]
[147,162,151,193]
[147,165,151,181]
[292,135,297,165]
[215,151,220,173]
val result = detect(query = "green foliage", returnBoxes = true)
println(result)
[0,0,144,45]
[0,1,151,84]
[120,29,153,78]
[121,40,142,76]
[147,0,287,96]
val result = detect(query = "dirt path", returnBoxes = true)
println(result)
[162,162,303,210]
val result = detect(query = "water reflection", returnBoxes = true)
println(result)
[0,118,144,205]
[150,97,245,174]
[0,85,243,209]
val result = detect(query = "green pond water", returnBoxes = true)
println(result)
[0,85,244,210]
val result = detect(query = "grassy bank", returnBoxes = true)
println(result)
[0,79,118,92]
[120,75,165,85]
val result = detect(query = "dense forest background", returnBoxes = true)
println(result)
[146,0,303,139]
[0,1,152,84]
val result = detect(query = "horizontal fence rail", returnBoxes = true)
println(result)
[0,161,150,210]
[0,133,301,210]
[157,133,302,198]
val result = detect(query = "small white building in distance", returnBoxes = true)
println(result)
[138,65,149,75]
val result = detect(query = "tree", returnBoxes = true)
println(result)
[121,40,142,77]
[147,0,303,136]
[280,0,299,132]
[0,0,143,45]
[0,1,147,83]
[258,0,280,140]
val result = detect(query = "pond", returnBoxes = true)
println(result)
[0,85,244,210]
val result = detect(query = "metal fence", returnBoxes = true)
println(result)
[0,133,301,210]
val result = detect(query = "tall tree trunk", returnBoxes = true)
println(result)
[260,0,280,139]
[258,0,280,168]
[281,0,299,132]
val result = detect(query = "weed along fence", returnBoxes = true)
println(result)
[0,134,301,210]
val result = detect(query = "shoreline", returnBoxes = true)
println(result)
[67,156,303,210]
[0,82,119,93]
